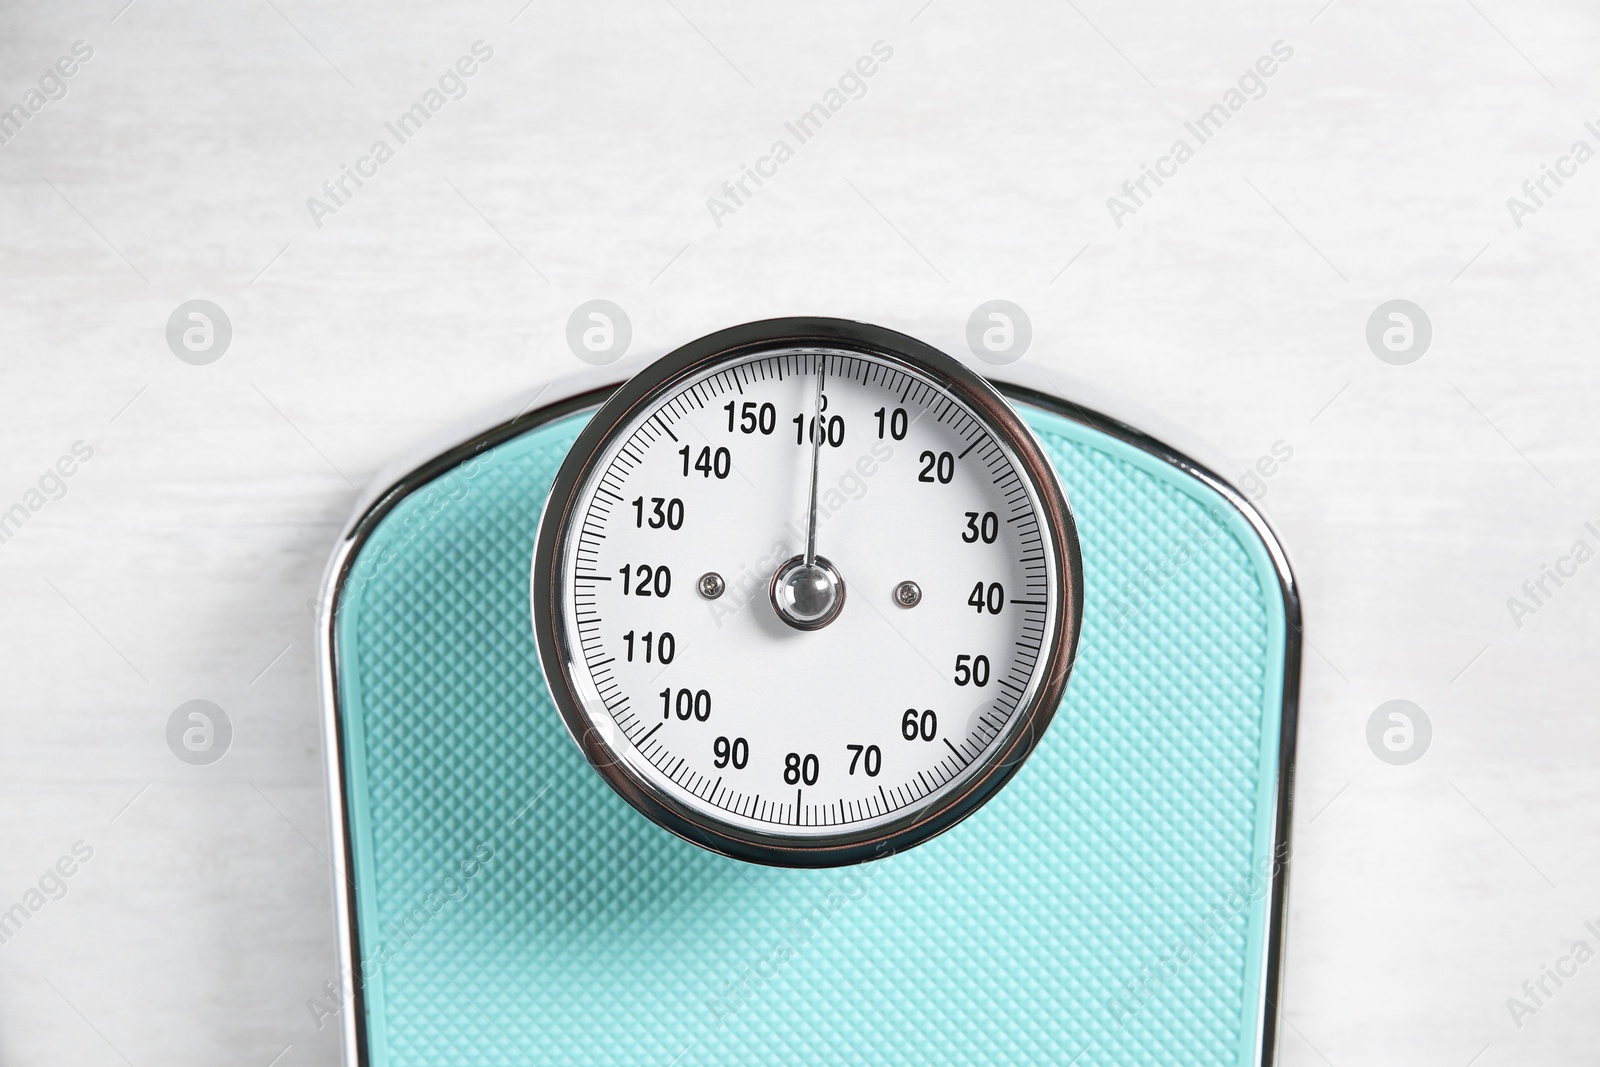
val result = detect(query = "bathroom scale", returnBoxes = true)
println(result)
[317,318,1299,1066]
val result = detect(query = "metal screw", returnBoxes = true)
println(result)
[698,572,725,600]
[894,580,921,608]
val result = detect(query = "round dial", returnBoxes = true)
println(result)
[533,319,1081,867]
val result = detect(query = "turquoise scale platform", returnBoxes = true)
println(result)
[329,398,1292,1067]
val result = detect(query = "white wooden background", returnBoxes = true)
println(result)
[2,0,1598,1064]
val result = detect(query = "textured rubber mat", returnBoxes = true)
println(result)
[330,400,1290,1067]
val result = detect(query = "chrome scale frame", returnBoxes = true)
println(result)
[316,341,1301,1067]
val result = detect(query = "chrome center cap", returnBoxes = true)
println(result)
[770,555,846,631]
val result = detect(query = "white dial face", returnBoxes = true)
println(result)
[551,348,1061,840]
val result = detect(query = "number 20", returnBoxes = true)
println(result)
[918,450,954,483]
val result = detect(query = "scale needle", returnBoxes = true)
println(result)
[803,357,826,566]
